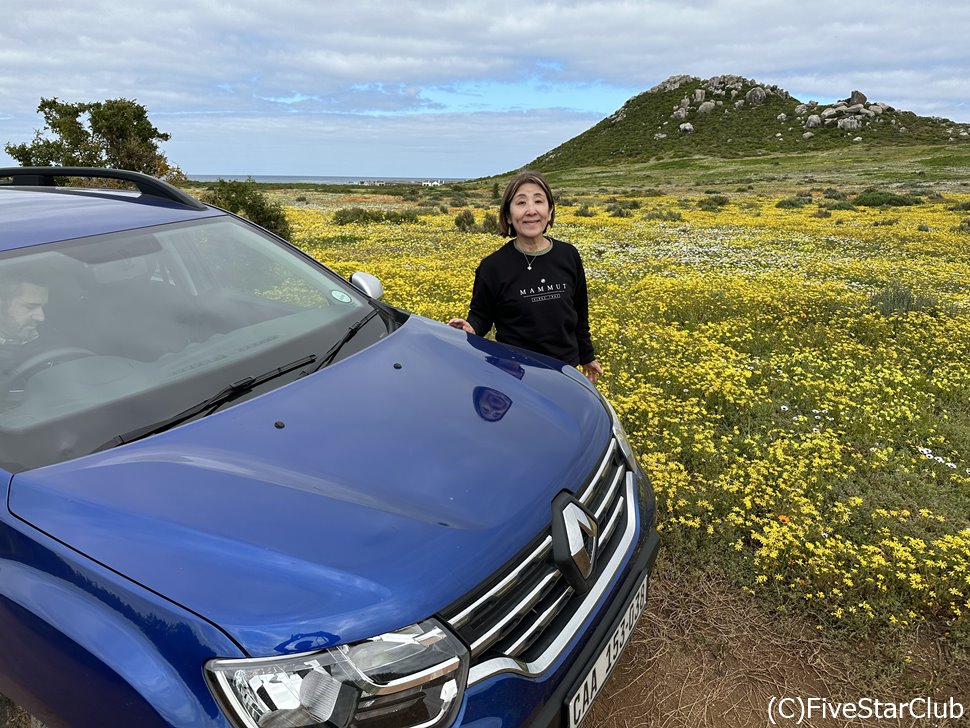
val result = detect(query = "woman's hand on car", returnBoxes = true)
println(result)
[582,359,604,384]
[447,318,476,334]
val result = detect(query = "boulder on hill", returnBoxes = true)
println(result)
[745,87,767,105]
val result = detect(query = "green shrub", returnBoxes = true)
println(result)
[454,209,476,231]
[823,200,858,211]
[697,194,729,212]
[575,204,596,217]
[201,178,291,239]
[949,200,970,211]
[854,190,923,207]
[482,212,501,234]
[644,209,683,222]
[607,204,633,218]
[332,207,419,225]
[775,197,806,209]
[869,281,943,316]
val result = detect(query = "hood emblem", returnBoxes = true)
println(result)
[551,492,599,594]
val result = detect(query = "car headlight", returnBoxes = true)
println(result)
[206,619,468,728]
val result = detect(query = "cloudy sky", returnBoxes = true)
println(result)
[2,0,969,179]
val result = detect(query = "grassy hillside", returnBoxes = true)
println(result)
[530,74,970,172]
[535,145,970,197]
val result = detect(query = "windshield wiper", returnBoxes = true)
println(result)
[308,308,380,373]
[93,353,316,453]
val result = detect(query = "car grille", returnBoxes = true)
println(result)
[440,437,632,681]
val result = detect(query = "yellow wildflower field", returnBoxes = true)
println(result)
[288,191,970,640]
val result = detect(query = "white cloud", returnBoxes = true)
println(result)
[2,0,968,175]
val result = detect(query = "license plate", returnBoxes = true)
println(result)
[566,572,650,728]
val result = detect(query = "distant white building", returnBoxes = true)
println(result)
[422,179,443,187]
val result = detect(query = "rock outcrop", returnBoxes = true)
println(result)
[666,74,790,122]
[807,94,897,134]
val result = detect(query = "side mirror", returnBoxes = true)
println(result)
[349,271,384,300]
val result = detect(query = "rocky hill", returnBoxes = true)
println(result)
[531,74,970,171]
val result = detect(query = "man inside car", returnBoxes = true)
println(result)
[0,269,52,396]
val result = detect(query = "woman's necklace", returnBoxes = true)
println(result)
[518,240,550,270]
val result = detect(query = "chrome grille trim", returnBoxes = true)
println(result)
[464,470,639,684]
[593,465,625,521]
[579,439,617,508]
[504,587,574,656]
[469,570,560,654]
[449,537,553,628]
[598,495,625,546]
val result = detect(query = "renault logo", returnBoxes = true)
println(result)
[551,492,599,594]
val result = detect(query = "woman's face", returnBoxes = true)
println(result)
[508,182,551,238]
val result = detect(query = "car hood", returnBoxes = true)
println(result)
[9,315,611,656]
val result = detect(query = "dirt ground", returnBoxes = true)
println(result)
[586,555,969,728]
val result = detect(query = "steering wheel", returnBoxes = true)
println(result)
[3,347,98,387]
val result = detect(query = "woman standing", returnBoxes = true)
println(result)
[448,170,603,383]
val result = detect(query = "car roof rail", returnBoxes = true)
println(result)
[0,166,208,211]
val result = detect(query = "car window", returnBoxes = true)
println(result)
[0,216,382,472]
[164,220,331,309]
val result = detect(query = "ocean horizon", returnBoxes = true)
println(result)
[187,174,466,185]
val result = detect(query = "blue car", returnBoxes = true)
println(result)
[0,168,659,728]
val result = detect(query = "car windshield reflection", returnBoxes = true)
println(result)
[0,217,383,471]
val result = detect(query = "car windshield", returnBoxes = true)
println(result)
[0,216,387,472]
